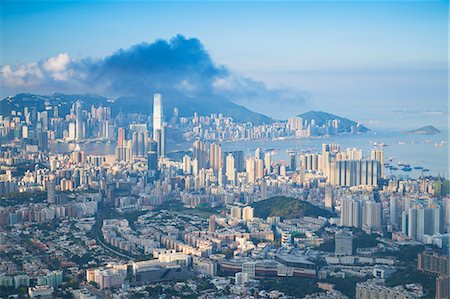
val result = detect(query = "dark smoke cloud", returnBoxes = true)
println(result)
[1,35,307,118]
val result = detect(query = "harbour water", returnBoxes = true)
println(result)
[50,130,449,178]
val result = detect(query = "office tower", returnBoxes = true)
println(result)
[209,143,222,172]
[117,127,125,147]
[324,184,334,210]
[335,230,353,256]
[209,215,216,232]
[264,152,272,174]
[153,93,163,139]
[242,206,254,222]
[193,140,208,169]
[371,149,385,177]
[225,154,236,185]
[246,158,256,183]
[362,201,382,232]
[340,197,362,228]
[231,206,242,219]
[182,155,192,174]
[75,100,83,141]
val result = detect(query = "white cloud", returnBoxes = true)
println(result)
[43,53,70,72]
[0,63,44,87]
[43,53,72,81]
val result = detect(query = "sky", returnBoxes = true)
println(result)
[0,0,448,129]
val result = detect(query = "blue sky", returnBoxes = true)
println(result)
[0,1,448,128]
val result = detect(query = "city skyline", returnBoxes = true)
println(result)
[0,2,449,298]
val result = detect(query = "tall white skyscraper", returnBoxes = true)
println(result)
[75,100,83,141]
[153,93,163,139]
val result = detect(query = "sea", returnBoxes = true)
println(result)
[50,130,449,179]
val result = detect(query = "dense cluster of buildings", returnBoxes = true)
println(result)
[0,93,449,298]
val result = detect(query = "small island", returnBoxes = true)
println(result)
[406,125,441,135]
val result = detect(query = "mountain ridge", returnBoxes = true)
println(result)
[297,110,369,133]
[0,92,273,125]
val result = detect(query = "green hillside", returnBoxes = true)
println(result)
[252,196,335,219]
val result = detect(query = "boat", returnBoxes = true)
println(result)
[414,166,423,170]
[398,161,411,167]
[402,167,412,172]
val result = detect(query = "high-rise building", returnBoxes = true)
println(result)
[193,140,208,169]
[329,160,381,187]
[209,143,222,172]
[340,197,362,228]
[406,203,442,242]
[246,158,256,183]
[75,100,83,141]
[154,126,166,157]
[153,93,163,139]
[182,155,192,174]
[231,206,242,219]
[362,201,382,232]
[324,184,334,210]
[289,153,297,170]
[147,150,158,180]
[209,215,216,232]
[389,195,398,228]
[223,151,244,173]
[255,148,264,160]
[225,154,235,185]
[335,230,353,256]
[371,149,385,177]
[242,206,254,222]
[47,178,56,204]
[264,152,272,174]
[117,128,125,148]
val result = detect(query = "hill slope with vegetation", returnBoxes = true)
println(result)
[252,196,335,219]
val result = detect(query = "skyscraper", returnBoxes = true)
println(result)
[117,128,125,148]
[193,140,208,169]
[153,93,163,139]
[225,154,235,185]
[209,143,222,172]
[75,100,83,141]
